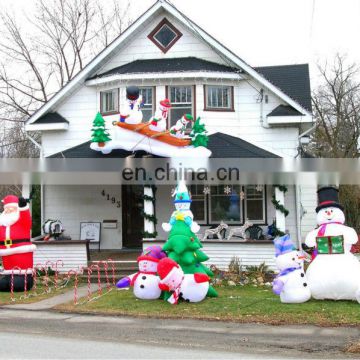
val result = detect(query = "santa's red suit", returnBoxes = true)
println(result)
[0,195,36,275]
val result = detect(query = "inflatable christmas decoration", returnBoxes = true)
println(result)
[162,182,200,233]
[90,85,211,157]
[161,183,218,299]
[305,186,360,302]
[116,245,166,300]
[158,257,210,304]
[119,86,143,124]
[0,195,36,292]
[272,234,311,303]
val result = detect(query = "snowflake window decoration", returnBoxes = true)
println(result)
[203,186,211,195]
[239,191,245,201]
[256,185,263,192]
[224,185,232,195]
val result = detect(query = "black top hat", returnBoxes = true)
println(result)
[316,186,344,213]
[126,86,140,101]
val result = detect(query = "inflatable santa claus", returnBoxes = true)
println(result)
[0,195,36,291]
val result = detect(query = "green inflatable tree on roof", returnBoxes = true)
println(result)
[91,112,111,147]
[161,183,218,299]
[190,117,209,147]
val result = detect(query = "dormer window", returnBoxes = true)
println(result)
[148,18,182,53]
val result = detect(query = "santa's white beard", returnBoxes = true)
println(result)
[0,210,20,226]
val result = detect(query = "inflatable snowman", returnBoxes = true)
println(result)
[119,86,143,125]
[149,99,171,132]
[116,246,166,300]
[305,186,360,303]
[157,258,209,304]
[272,234,311,303]
[162,182,200,233]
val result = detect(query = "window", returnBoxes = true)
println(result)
[168,85,194,127]
[209,185,241,223]
[139,87,155,122]
[100,89,118,115]
[204,85,233,111]
[244,185,265,223]
[148,18,182,53]
[189,185,206,223]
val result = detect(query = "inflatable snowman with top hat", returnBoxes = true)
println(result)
[157,257,210,304]
[162,182,200,233]
[305,186,360,302]
[272,234,311,303]
[116,245,166,300]
[119,86,143,124]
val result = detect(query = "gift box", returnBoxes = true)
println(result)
[316,235,344,254]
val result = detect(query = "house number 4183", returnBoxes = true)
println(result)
[101,190,121,208]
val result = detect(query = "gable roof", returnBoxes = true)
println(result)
[88,57,240,80]
[26,0,312,128]
[267,105,302,117]
[49,132,280,158]
[255,64,312,112]
[32,112,69,125]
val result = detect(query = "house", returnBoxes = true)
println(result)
[25,0,317,270]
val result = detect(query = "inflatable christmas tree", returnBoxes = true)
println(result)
[91,112,111,147]
[162,183,218,298]
[190,117,209,148]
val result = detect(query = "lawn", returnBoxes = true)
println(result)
[56,285,360,326]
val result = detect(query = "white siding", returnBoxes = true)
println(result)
[299,185,318,240]
[43,185,122,250]
[34,243,88,273]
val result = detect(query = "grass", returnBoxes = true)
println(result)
[0,277,75,305]
[55,285,360,327]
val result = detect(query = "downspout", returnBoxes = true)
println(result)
[25,131,45,227]
[294,184,302,249]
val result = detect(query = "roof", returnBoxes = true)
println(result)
[267,105,302,117]
[88,57,240,80]
[26,0,312,128]
[254,64,312,112]
[33,112,69,125]
[49,132,280,158]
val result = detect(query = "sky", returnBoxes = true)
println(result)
[2,0,360,87]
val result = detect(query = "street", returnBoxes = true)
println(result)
[0,309,359,359]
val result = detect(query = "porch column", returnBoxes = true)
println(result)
[275,187,286,233]
[143,186,155,240]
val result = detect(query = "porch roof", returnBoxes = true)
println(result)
[49,132,280,158]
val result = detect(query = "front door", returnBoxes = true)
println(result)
[122,185,144,248]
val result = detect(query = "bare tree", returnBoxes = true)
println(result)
[0,0,131,157]
[309,54,360,158]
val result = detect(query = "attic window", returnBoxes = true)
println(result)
[148,18,182,53]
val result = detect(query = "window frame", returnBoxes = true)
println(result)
[147,18,183,54]
[189,185,207,225]
[166,85,196,128]
[100,88,119,116]
[203,85,234,112]
[138,86,156,122]
[243,185,267,224]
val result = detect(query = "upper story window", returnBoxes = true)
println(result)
[100,89,118,115]
[204,85,234,111]
[168,85,194,127]
[139,87,155,122]
[148,18,182,53]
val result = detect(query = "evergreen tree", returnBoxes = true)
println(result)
[162,220,218,297]
[91,112,111,144]
[190,117,209,147]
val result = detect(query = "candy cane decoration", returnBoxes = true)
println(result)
[32,267,38,291]
[90,264,102,296]
[107,258,116,286]
[54,260,64,289]
[99,261,111,291]
[87,267,93,301]
[67,270,78,305]
[10,266,22,302]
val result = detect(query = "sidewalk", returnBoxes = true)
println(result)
[1,284,100,310]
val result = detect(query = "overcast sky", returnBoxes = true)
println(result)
[2,0,360,87]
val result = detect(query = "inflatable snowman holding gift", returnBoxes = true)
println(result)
[116,246,166,300]
[272,234,311,303]
[157,257,210,304]
[305,186,360,303]
[162,182,200,233]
